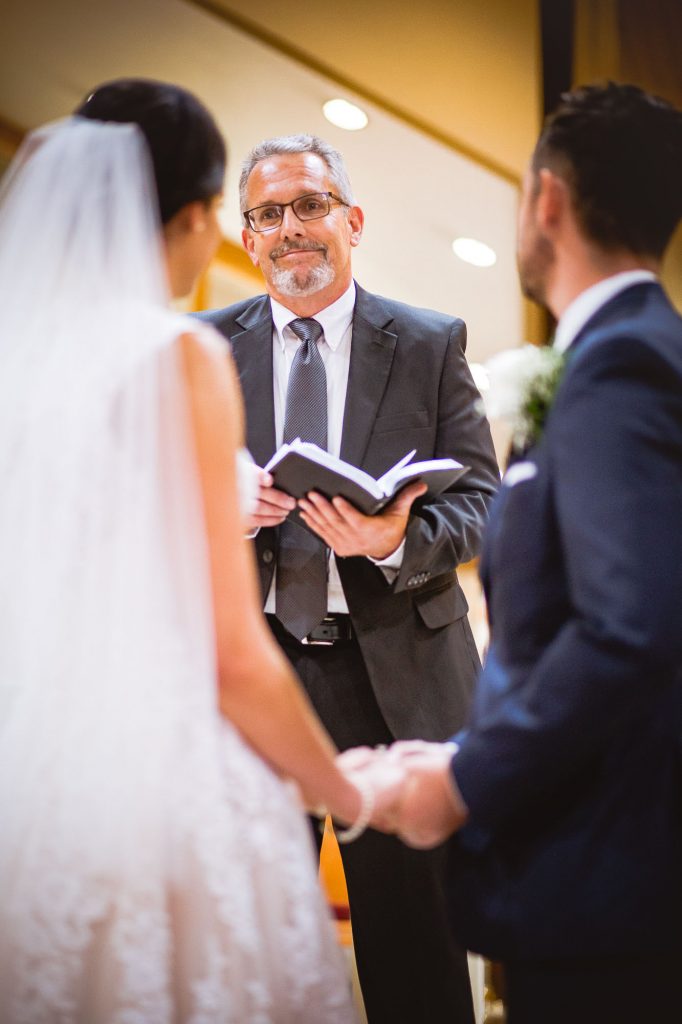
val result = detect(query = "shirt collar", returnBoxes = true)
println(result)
[270,281,356,353]
[553,270,657,354]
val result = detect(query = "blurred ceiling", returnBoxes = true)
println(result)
[190,0,541,181]
[0,0,534,363]
[1,0,679,359]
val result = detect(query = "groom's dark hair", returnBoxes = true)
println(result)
[76,78,226,225]
[532,82,682,259]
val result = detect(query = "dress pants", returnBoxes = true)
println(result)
[503,953,680,1024]
[267,616,475,1024]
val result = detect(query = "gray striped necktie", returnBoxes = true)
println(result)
[275,318,328,639]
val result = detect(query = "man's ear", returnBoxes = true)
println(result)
[536,168,569,236]
[348,205,364,248]
[242,227,259,266]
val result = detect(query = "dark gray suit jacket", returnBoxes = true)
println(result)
[196,282,499,739]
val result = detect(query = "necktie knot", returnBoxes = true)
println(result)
[289,317,323,347]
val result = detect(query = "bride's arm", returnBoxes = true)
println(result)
[179,332,362,823]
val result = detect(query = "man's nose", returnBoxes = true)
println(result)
[278,205,305,238]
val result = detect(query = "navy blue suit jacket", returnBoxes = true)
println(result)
[447,281,682,960]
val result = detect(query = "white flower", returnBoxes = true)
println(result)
[478,344,565,452]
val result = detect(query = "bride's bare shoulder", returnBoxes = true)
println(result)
[176,328,243,436]
[178,326,234,391]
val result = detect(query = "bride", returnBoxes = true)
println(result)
[0,79,393,1023]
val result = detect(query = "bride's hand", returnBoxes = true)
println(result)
[342,754,408,834]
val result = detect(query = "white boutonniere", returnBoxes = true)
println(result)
[478,344,566,454]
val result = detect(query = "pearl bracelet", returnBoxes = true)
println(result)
[335,776,375,845]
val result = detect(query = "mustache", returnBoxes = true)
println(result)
[270,240,327,260]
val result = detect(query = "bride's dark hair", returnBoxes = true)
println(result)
[75,78,226,224]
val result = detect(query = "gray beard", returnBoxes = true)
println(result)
[270,260,335,297]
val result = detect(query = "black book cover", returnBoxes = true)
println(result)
[267,446,468,517]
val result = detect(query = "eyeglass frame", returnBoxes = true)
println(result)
[242,191,349,232]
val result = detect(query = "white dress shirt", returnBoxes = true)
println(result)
[264,281,404,615]
[553,270,657,354]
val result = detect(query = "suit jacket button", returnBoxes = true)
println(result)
[262,549,274,564]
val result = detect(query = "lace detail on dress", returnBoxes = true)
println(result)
[1,659,355,1023]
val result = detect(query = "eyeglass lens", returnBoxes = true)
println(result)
[249,193,334,230]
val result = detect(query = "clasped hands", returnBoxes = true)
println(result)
[247,469,426,560]
[337,741,468,849]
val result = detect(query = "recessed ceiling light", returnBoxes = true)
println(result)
[323,98,369,131]
[452,237,497,268]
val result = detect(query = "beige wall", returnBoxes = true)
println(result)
[199,0,681,310]
[574,0,682,310]
[198,0,541,181]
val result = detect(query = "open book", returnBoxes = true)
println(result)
[265,440,468,516]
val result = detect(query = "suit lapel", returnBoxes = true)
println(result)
[230,297,277,467]
[340,284,397,468]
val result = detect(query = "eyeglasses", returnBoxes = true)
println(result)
[243,191,348,232]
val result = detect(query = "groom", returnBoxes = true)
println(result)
[362,82,682,1024]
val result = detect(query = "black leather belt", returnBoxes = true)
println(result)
[267,613,354,646]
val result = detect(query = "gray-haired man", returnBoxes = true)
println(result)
[198,134,499,1023]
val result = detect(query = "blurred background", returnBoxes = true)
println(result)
[2,0,680,374]
[2,2,680,1018]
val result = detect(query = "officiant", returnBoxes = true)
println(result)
[196,133,498,1024]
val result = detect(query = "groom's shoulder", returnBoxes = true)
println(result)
[572,283,682,379]
[191,293,270,338]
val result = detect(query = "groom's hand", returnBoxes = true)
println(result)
[336,742,468,842]
[389,741,468,849]
[298,482,427,560]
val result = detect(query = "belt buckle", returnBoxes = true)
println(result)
[302,615,340,646]
[300,635,334,646]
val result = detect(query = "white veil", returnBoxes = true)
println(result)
[0,119,219,1002]
[0,115,216,712]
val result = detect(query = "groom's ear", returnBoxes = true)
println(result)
[536,169,570,236]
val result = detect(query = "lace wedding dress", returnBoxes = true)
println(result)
[0,119,357,1023]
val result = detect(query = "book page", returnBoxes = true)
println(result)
[378,458,464,496]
